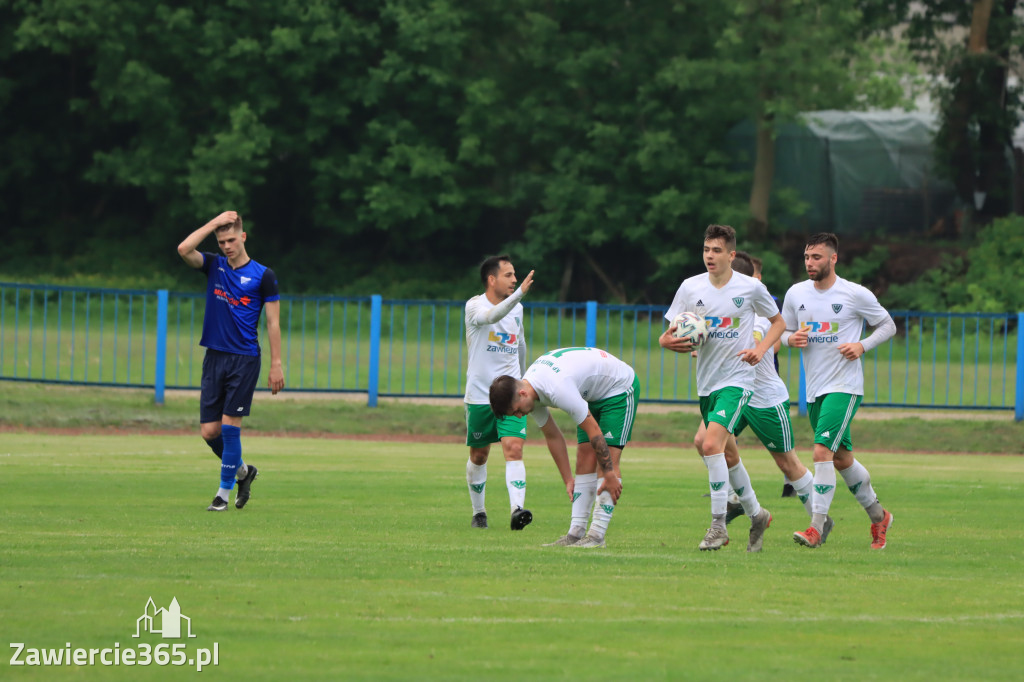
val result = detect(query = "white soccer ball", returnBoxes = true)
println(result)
[671,312,709,346]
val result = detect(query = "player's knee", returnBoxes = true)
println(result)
[502,440,524,462]
[469,447,489,465]
[693,433,704,453]
[200,423,221,441]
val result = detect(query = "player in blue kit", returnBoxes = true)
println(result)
[177,211,285,511]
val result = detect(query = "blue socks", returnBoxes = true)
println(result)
[205,435,224,460]
[220,425,242,491]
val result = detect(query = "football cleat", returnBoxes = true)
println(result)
[234,465,259,509]
[821,515,835,545]
[870,510,893,550]
[510,507,533,530]
[471,512,488,528]
[747,508,772,553]
[781,483,796,498]
[573,533,606,549]
[793,526,822,548]
[698,526,729,551]
[542,533,583,547]
[725,500,746,525]
[207,496,228,512]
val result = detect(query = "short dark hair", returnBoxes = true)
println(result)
[704,224,736,251]
[215,215,243,234]
[732,251,755,276]
[806,232,839,253]
[479,254,511,285]
[749,255,763,275]
[489,375,519,416]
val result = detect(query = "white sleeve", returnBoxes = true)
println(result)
[859,315,896,353]
[466,288,525,327]
[531,406,551,428]
[664,282,689,323]
[518,335,528,376]
[544,380,590,426]
[752,281,779,318]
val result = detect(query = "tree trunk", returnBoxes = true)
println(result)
[748,107,775,240]
[581,250,627,303]
[558,250,575,303]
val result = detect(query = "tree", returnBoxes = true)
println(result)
[714,0,918,238]
[907,0,1022,224]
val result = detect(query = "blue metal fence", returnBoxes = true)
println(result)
[1,281,1021,419]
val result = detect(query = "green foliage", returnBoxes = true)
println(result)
[0,0,928,301]
[883,216,1024,312]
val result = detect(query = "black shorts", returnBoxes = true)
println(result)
[200,349,262,423]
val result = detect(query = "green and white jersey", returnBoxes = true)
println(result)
[524,347,636,427]
[665,272,779,397]
[781,276,893,402]
[464,289,526,404]
[749,315,789,409]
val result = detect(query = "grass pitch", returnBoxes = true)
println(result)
[1,433,1022,681]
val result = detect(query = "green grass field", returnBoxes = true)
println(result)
[2,432,1022,681]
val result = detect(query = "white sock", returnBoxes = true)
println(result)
[505,460,526,513]
[703,454,729,517]
[839,459,885,523]
[792,470,814,516]
[812,461,837,515]
[216,487,232,502]
[588,481,620,540]
[236,463,248,480]
[466,459,487,514]
[728,459,762,517]
[570,473,598,536]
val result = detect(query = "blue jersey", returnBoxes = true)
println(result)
[199,253,280,356]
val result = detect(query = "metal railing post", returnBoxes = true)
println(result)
[585,301,597,348]
[798,352,808,417]
[1016,312,1023,421]
[154,289,168,405]
[368,294,382,407]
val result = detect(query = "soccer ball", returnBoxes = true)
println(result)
[671,312,709,346]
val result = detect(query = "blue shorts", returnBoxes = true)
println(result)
[200,349,261,423]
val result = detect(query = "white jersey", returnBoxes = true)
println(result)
[748,315,789,408]
[464,289,526,404]
[523,347,636,428]
[781,276,894,402]
[665,271,779,396]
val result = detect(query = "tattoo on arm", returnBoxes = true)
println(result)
[590,435,614,473]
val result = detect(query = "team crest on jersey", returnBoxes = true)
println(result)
[832,304,843,313]
[732,297,744,308]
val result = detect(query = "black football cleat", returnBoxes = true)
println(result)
[207,496,228,512]
[471,512,488,528]
[235,465,259,509]
[510,507,533,531]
